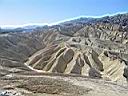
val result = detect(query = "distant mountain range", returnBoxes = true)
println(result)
[0,25,44,33]
[0,13,128,33]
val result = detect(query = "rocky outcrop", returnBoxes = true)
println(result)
[25,41,127,83]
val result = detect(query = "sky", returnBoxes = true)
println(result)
[0,0,128,27]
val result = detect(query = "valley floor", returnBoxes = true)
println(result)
[0,71,128,96]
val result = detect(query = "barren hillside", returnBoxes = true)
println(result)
[0,13,128,96]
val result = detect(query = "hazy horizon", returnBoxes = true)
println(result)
[0,12,127,28]
[0,0,128,27]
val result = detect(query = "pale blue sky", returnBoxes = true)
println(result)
[0,0,128,26]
